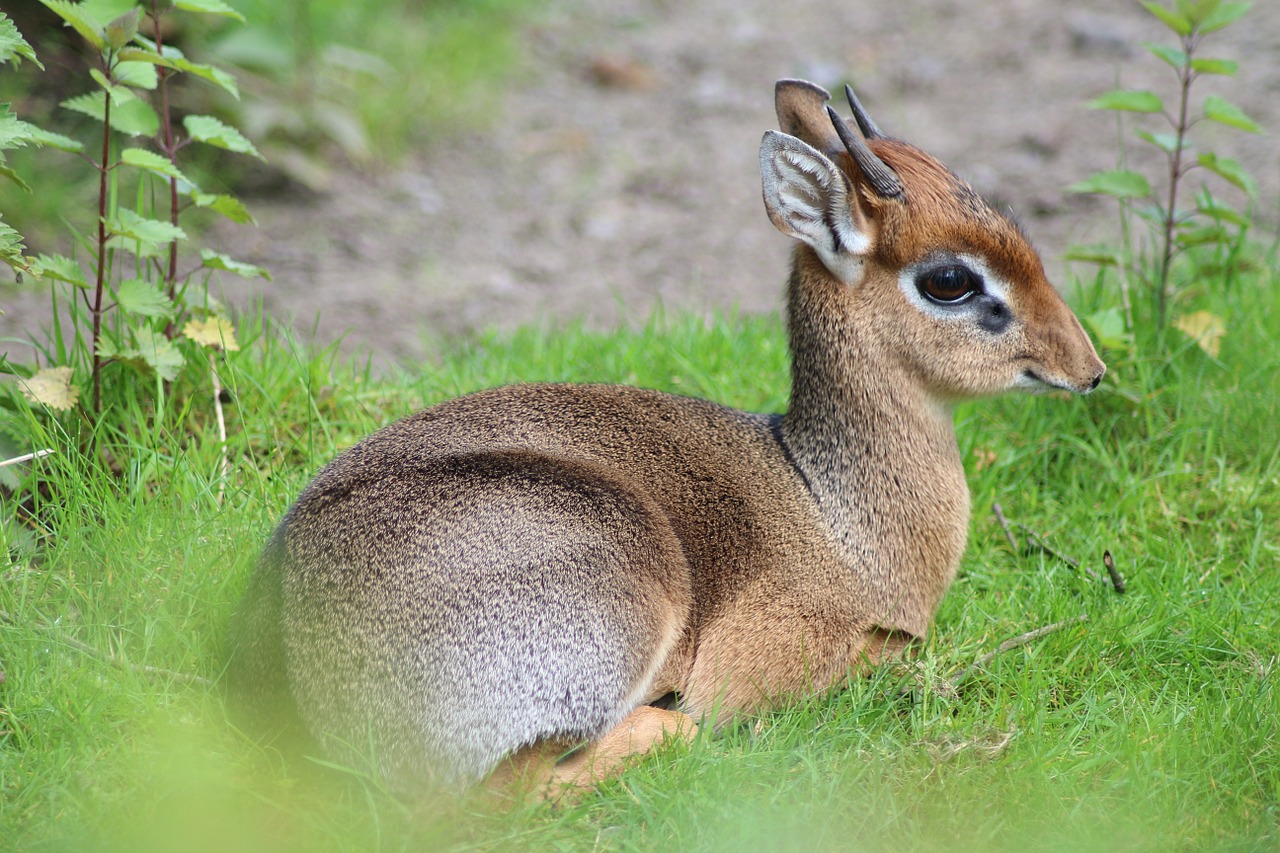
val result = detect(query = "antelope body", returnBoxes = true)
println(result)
[228,80,1105,793]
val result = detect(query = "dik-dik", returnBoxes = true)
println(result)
[228,79,1105,794]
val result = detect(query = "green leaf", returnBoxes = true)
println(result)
[1136,130,1182,154]
[42,0,107,50]
[115,60,159,90]
[1065,245,1126,267]
[1143,42,1189,69]
[33,253,89,287]
[1141,1,1193,34]
[130,327,185,381]
[0,215,29,268]
[1,12,44,69]
[1087,89,1165,113]
[1198,1,1250,33]
[26,125,85,152]
[168,58,240,99]
[183,315,239,350]
[120,147,190,184]
[114,277,174,318]
[1083,307,1131,350]
[1176,223,1229,246]
[0,103,37,150]
[115,46,163,64]
[0,163,32,193]
[1202,95,1260,133]
[107,208,187,249]
[103,7,139,51]
[1189,57,1238,76]
[1194,189,1249,226]
[182,114,263,160]
[192,191,256,225]
[1067,170,1153,199]
[61,89,160,137]
[1196,152,1258,198]
[200,248,271,280]
[175,0,247,23]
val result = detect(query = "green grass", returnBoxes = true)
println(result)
[2,267,1278,850]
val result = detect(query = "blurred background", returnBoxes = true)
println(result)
[3,0,1277,370]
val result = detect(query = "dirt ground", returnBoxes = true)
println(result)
[5,0,1278,371]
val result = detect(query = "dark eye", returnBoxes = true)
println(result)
[917,265,981,304]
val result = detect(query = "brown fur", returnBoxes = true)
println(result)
[226,80,1104,796]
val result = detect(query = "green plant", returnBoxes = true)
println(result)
[0,0,269,452]
[1068,0,1259,343]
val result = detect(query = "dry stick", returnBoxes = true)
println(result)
[0,608,213,688]
[950,614,1089,689]
[1103,550,1126,595]
[1014,521,1101,581]
[0,448,56,469]
[992,502,1020,553]
[209,351,228,506]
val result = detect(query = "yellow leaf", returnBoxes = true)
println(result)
[1174,310,1226,358]
[182,316,240,351]
[20,366,80,411]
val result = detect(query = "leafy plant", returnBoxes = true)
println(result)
[1068,0,1259,344]
[1,1,268,450]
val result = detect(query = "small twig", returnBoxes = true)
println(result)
[209,351,228,506]
[0,448,56,469]
[0,608,213,688]
[1014,521,1101,581]
[950,615,1088,689]
[992,502,1020,553]
[1103,550,1126,594]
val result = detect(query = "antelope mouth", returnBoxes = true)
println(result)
[1019,368,1101,395]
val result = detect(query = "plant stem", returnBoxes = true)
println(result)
[152,0,181,339]
[91,85,112,420]
[1157,35,1196,331]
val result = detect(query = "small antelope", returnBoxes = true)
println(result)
[228,80,1105,794]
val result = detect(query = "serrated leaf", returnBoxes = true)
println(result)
[183,315,240,351]
[19,366,80,410]
[0,215,29,268]
[1197,152,1258,198]
[175,0,247,23]
[0,163,32,193]
[192,191,256,224]
[1136,130,1182,154]
[1068,169,1153,199]
[1174,310,1226,357]
[1198,1,1250,33]
[1,12,44,69]
[131,327,185,381]
[1194,190,1249,226]
[1087,89,1165,113]
[104,7,139,51]
[182,114,263,160]
[61,90,159,137]
[1141,1,1193,34]
[33,253,88,287]
[108,208,187,247]
[1203,95,1260,133]
[114,277,173,318]
[0,104,37,151]
[42,0,107,50]
[26,125,84,152]
[1143,42,1188,69]
[115,46,163,64]
[200,248,271,280]
[1189,57,1238,76]
[120,147,190,184]
[115,60,158,90]
[169,58,239,99]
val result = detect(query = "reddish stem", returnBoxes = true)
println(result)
[91,86,112,419]
[152,0,181,338]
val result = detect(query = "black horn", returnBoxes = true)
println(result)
[825,105,904,201]
[845,84,886,140]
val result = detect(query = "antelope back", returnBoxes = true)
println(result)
[761,80,1105,401]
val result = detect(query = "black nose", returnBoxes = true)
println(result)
[1088,373,1103,391]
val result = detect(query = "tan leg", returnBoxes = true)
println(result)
[550,706,697,793]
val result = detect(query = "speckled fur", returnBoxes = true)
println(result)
[227,80,1104,792]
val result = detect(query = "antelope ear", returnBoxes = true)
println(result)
[774,78,842,156]
[760,130,870,284]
